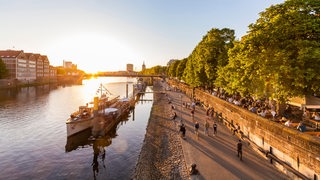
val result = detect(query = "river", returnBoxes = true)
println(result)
[0,77,153,180]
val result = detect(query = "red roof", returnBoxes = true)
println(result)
[24,53,33,59]
[33,53,41,59]
[0,50,23,58]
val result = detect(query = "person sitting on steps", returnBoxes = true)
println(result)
[189,163,199,175]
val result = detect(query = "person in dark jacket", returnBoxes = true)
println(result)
[180,123,186,139]
[237,140,243,160]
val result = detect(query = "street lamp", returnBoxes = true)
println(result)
[179,94,183,123]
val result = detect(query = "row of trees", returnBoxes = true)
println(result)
[166,0,320,104]
[140,65,167,76]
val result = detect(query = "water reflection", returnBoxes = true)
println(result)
[0,77,150,180]
[91,124,117,180]
[0,84,58,102]
[65,108,132,180]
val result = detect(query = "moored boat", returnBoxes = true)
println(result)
[91,97,134,137]
[66,105,95,136]
[66,83,118,137]
[66,82,138,137]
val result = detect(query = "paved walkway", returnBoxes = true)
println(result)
[165,87,288,180]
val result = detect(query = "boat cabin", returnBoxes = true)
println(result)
[70,106,93,119]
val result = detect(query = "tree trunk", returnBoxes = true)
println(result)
[277,101,286,119]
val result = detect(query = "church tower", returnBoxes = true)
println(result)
[142,61,146,71]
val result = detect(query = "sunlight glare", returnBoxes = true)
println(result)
[48,32,139,73]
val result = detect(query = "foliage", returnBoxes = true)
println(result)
[56,67,67,75]
[56,66,85,76]
[216,0,320,103]
[141,65,167,75]
[0,58,8,79]
[166,58,187,81]
[167,60,180,77]
[176,58,187,81]
[184,28,235,88]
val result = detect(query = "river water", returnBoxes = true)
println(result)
[0,77,153,180]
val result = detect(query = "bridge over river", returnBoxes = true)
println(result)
[95,71,165,78]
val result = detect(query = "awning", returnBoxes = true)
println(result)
[104,108,118,114]
[119,98,129,102]
[305,105,320,109]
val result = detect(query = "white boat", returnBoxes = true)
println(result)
[66,83,137,137]
[66,105,95,137]
[91,98,133,137]
[66,83,116,137]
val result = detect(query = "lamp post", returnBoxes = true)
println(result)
[179,94,183,123]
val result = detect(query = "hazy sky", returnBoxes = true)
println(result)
[0,0,284,73]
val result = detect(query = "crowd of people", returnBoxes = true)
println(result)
[209,89,320,133]
[211,90,280,120]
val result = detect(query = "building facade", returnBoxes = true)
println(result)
[42,55,50,79]
[34,54,44,79]
[0,50,54,81]
[0,50,22,79]
[126,64,134,72]
[24,53,37,80]
[49,65,57,80]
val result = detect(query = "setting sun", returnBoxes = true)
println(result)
[46,32,139,73]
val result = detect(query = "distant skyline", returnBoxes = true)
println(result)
[0,0,284,73]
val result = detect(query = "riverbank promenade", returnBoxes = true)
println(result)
[165,83,288,179]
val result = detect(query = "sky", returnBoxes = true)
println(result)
[0,0,285,73]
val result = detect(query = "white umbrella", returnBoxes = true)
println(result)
[104,108,118,114]
[119,98,129,102]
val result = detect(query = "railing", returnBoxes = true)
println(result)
[97,72,165,78]
[215,111,310,180]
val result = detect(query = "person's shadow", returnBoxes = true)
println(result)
[190,174,205,180]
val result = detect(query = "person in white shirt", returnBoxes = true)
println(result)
[313,112,320,121]
[284,120,292,127]
[270,110,276,119]
[260,109,267,117]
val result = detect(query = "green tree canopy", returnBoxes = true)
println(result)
[184,28,235,88]
[216,0,320,102]
[176,58,187,81]
[142,65,167,75]
[167,60,180,77]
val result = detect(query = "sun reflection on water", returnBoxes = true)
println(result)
[79,77,137,103]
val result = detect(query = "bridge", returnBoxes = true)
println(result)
[96,71,165,78]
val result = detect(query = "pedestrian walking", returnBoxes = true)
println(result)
[194,121,199,139]
[213,122,217,135]
[191,101,196,110]
[204,120,209,136]
[191,109,195,122]
[180,123,186,139]
[172,111,177,120]
[237,140,243,160]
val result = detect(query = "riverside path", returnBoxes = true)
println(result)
[163,82,289,180]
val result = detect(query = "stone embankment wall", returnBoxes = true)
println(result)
[169,80,320,179]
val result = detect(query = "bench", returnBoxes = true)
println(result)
[304,131,320,137]
[303,119,320,130]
